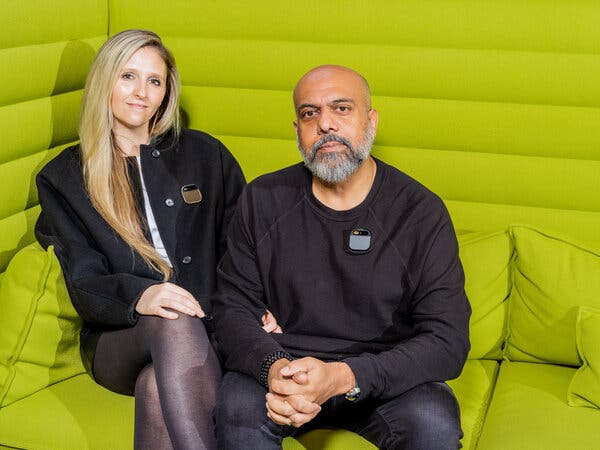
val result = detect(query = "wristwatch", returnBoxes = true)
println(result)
[344,384,361,402]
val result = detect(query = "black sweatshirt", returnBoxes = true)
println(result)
[213,158,470,401]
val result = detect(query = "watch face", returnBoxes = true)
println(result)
[345,386,361,402]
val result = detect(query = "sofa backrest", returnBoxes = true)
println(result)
[0,1,108,281]
[108,0,600,243]
[4,0,600,285]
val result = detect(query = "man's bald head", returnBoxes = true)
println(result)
[293,65,372,113]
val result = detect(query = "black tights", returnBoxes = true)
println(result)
[92,314,221,450]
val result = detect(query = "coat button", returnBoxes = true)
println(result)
[182,256,192,264]
[165,198,174,207]
[151,149,160,158]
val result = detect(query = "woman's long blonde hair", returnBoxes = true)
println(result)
[79,29,181,280]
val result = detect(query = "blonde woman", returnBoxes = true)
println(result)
[35,29,277,449]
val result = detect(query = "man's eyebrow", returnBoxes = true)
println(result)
[297,103,320,110]
[330,98,355,105]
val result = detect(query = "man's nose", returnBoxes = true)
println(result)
[317,110,338,134]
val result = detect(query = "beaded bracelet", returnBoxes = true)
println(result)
[259,350,293,388]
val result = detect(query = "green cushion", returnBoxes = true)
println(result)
[458,231,512,360]
[448,359,499,450]
[568,306,600,409]
[295,429,375,450]
[505,226,600,365]
[477,362,600,450]
[0,374,133,450]
[0,242,84,407]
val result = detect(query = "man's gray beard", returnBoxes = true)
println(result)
[298,125,375,184]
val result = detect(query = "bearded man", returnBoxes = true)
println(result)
[213,65,471,450]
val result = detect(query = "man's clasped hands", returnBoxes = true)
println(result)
[266,357,356,428]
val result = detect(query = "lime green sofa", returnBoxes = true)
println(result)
[3,1,600,449]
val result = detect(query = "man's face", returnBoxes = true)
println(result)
[293,67,378,184]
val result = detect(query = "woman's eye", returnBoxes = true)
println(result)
[121,73,134,80]
[150,78,161,86]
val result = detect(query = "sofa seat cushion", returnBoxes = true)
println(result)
[476,362,600,450]
[294,429,375,449]
[448,359,499,450]
[0,374,134,450]
[0,373,370,450]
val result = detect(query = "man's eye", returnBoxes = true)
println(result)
[302,110,316,118]
[337,106,350,112]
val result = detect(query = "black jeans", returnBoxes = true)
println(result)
[215,371,463,450]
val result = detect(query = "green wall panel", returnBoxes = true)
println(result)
[2,0,107,49]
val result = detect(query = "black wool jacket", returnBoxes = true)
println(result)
[35,128,245,331]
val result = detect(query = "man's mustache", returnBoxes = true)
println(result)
[309,134,353,161]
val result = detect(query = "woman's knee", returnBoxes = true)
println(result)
[139,314,209,346]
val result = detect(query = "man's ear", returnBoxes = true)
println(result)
[368,109,379,135]
[293,120,298,133]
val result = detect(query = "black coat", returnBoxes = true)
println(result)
[35,129,245,331]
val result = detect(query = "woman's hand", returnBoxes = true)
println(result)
[262,310,283,333]
[136,283,205,319]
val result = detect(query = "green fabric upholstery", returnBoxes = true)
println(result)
[506,226,600,365]
[458,231,512,360]
[447,360,499,450]
[3,1,600,449]
[0,243,84,407]
[568,306,600,409]
[476,362,600,450]
[0,0,106,276]
[106,0,600,245]
[0,370,313,450]
[0,374,133,450]
[295,429,375,450]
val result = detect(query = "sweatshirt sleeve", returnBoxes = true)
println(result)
[213,188,285,381]
[35,166,161,328]
[343,209,471,401]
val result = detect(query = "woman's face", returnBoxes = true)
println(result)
[111,46,168,140]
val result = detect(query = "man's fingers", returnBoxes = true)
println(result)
[265,393,295,416]
[285,395,321,414]
[291,371,309,384]
[269,378,305,396]
[266,407,291,426]
[288,411,319,428]
[279,360,309,377]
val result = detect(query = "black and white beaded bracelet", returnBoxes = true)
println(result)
[259,350,293,388]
